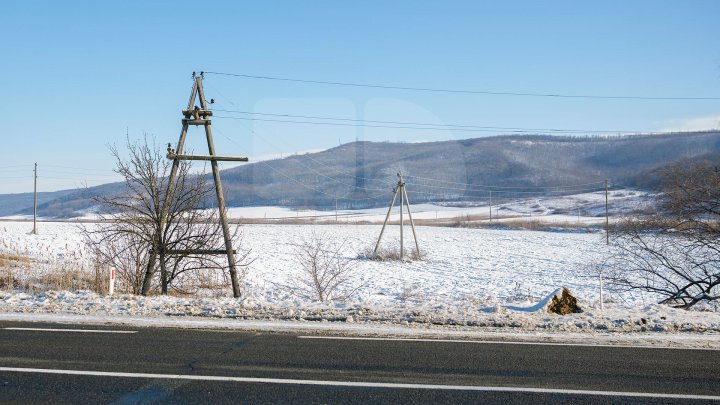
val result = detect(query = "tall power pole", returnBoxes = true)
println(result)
[33,162,37,235]
[489,190,493,221]
[605,179,609,245]
[157,72,249,298]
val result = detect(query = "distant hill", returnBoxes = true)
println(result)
[4,131,720,218]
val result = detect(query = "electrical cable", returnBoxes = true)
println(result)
[203,71,720,101]
[211,108,635,134]
[213,115,653,135]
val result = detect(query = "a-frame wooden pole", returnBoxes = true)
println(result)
[402,185,420,257]
[151,74,243,298]
[373,186,399,255]
[196,77,241,297]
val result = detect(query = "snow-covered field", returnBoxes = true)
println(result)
[1,219,719,340]
[224,189,654,225]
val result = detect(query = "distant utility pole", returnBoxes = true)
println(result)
[605,179,609,245]
[489,190,493,221]
[33,162,37,235]
[374,172,420,260]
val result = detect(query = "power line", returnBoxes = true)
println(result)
[43,164,116,173]
[214,115,651,135]
[208,92,384,183]
[211,108,635,134]
[215,116,610,194]
[203,71,720,101]
[405,175,606,190]
[0,164,33,170]
[213,126,388,201]
[207,85,612,199]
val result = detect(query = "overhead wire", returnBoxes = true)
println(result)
[404,175,606,190]
[207,90,382,183]
[210,115,610,197]
[211,108,635,134]
[197,77,624,206]
[213,115,648,135]
[203,71,720,101]
[206,90,393,197]
[212,125,388,202]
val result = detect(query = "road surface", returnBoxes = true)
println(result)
[0,320,718,403]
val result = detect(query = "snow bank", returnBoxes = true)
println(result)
[2,220,718,340]
[1,290,719,337]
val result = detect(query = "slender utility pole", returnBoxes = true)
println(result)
[605,179,609,245]
[399,174,404,260]
[335,198,338,223]
[489,190,492,221]
[32,162,37,235]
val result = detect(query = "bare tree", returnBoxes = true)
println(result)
[88,232,147,294]
[84,136,246,296]
[294,232,359,302]
[607,161,720,309]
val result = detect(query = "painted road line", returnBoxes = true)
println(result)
[297,335,720,350]
[0,366,717,400]
[3,327,137,334]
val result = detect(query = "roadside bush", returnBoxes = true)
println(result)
[294,232,360,302]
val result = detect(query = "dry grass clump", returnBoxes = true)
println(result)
[0,253,31,268]
[361,247,425,262]
[0,253,32,290]
[29,262,106,294]
[0,251,106,294]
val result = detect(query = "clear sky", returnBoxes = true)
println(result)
[1,0,719,193]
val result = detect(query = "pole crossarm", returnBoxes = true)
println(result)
[182,119,211,126]
[167,152,249,162]
[151,249,237,255]
[182,109,213,118]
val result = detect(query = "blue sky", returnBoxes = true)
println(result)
[1,1,719,193]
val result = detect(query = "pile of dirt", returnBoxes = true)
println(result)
[547,287,582,315]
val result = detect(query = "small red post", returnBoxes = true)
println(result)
[109,267,116,296]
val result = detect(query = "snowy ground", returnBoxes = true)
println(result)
[223,189,654,225]
[1,188,652,225]
[1,220,719,343]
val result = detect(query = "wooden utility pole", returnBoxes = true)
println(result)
[399,177,404,257]
[374,173,420,259]
[157,72,248,298]
[489,190,492,221]
[32,162,37,235]
[605,179,609,245]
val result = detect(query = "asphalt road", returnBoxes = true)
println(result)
[0,321,718,404]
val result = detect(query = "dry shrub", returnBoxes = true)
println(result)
[0,253,31,268]
[294,232,360,302]
[0,253,32,290]
[0,250,106,294]
[362,246,424,262]
[19,259,105,294]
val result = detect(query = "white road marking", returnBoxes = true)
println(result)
[3,327,136,334]
[297,335,720,350]
[0,366,717,400]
